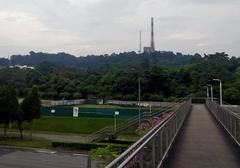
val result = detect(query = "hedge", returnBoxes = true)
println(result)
[52,141,129,152]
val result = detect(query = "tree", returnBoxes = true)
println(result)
[0,85,19,137]
[224,87,240,104]
[21,86,41,140]
[0,96,7,136]
[15,108,25,140]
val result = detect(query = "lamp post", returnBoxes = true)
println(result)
[213,79,222,106]
[207,84,213,101]
[206,86,209,98]
[114,111,119,132]
[210,85,213,101]
[210,85,213,102]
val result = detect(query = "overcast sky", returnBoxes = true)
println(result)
[0,0,240,57]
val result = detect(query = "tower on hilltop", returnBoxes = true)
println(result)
[150,17,155,51]
[143,17,155,54]
[139,30,142,54]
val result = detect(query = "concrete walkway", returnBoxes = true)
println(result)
[165,104,240,168]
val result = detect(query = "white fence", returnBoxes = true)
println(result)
[42,99,175,107]
[43,99,85,107]
[105,100,174,107]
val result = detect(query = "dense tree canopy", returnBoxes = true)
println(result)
[0,51,240,104]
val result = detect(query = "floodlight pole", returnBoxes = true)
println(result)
[149,102,152,119]
[213,79,222,106]
[131,68,141,126]
[138,77,141,126]
[114,114,116,132]
[114,111,119,132]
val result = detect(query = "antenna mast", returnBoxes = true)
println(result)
[139,30,142,53]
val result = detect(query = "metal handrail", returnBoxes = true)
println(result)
[221,101,240,116]
[206,99,240,146]
[106,98,191,168]
[85,99,184,142]
[207,98,240,117]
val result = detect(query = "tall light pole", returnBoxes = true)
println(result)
[213,79,222,106]
[149,102,152,119]
[138,77,141,126]
[114,111,119,132]
[131,68,141,126]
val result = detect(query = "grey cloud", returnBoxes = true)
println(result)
[175,0,239,4]
[0,0,239,56]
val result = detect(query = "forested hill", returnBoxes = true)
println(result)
[1,51,240,104]
[0,51,200,70]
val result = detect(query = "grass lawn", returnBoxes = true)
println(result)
[32,116,125,134]
[1,116,137,136]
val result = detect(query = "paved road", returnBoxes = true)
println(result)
[33,133,86,142]
[165,104,240,168]
[2,132,86,143]
[0,146,90,168]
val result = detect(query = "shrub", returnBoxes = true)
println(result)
[91,145,125,167]
[51,141,128,152]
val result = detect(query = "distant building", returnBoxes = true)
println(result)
[144,17,155,54]
[143,47,155,54]
[9,65,35,70]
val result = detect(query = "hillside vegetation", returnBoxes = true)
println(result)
[0,51,240,104]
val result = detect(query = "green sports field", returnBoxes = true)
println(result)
[32,116,125,134]
[41,104,153,119]
[1,116,133,136]
[10,103,155,137]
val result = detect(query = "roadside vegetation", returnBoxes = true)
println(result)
[18,98,49,105]
[0,85,41,140]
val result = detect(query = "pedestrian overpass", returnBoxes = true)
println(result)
[106,98,240,168]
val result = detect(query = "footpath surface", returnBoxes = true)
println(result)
[165,104,240,168]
